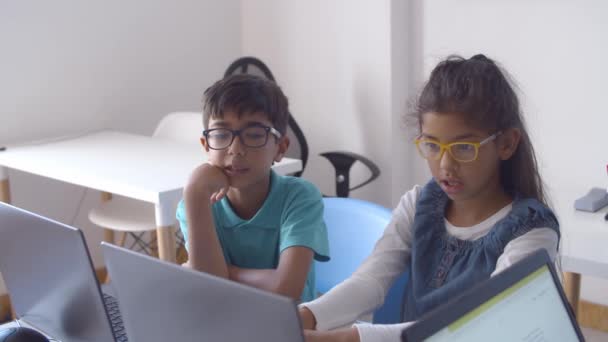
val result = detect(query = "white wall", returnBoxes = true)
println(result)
[0,0,242,295]
[421,0,608,305]
[241,0,417,207]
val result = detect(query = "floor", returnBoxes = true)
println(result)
[582,327,608,341]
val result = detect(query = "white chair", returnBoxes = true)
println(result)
[89,112,203,261]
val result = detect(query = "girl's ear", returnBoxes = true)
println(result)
[200,137,210,152]
[498,128,521,160]
[274,135,290,162]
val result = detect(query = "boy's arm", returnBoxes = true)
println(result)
[228,246,314,300]
[184,163,230,278]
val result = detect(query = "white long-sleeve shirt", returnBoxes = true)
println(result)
[301,185,559,342]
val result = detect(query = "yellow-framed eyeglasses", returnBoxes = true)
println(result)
[414,131,502,163]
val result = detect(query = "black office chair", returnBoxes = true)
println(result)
[224,57,380,197]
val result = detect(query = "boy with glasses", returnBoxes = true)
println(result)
[177,75,329,302]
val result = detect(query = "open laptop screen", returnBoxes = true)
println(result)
[0,202,119,342]
[426,265,579,341]
[402,249,584,342]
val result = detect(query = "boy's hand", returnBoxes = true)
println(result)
[183,163,230,278]
[185,163,230,204]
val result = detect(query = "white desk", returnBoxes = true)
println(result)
[552,186,608,314]
[0,130,302,262]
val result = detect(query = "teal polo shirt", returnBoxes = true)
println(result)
[176,170,330,302]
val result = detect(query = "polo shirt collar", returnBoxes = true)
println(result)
[217,170,279,229]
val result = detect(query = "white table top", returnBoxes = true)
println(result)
[0,130,302,206]
[553,186,608,278]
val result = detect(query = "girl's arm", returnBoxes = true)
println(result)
[228,246,314,300]
[492,227,559,275]
[302,323,417,342]
[303,327,360,342]
[301,186,421,332]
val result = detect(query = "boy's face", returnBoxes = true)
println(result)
[201,110,289,192]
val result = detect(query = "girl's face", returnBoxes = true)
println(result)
[419,112,508,202]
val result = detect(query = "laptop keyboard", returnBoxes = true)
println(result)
[103,293,128,342]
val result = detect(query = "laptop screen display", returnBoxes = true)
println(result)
[425,265,580,342]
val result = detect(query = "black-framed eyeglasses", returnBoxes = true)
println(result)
[202,125,282,150]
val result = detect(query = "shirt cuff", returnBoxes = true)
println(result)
[299,301,337,332]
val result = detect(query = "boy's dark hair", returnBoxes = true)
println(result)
[202,74,289,135]
[411,54,546,204]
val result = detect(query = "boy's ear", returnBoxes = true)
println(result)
[200,137,210,152]
[498,128,521,160]
[274,136,290,162]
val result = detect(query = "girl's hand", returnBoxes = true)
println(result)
[227,264,241,280]
[303,328,360,342]
[299,306,317,330]
[303,330,326,342]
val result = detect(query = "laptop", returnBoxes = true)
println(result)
[101,242,304,342]
[0,202,127,342]
[401,249,584,342]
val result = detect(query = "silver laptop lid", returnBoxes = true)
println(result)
[101,242,304,342]
[0,202,116,342]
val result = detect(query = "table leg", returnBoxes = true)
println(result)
[100,192,114,245]
[563,272,581,317]
[157,225,176,263]
[0,178,10,203]
[100,192,114,284]
[0,171,15,319]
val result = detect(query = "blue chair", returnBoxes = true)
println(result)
[316,197,409,324]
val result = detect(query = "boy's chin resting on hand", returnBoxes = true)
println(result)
[185,163,230,203]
